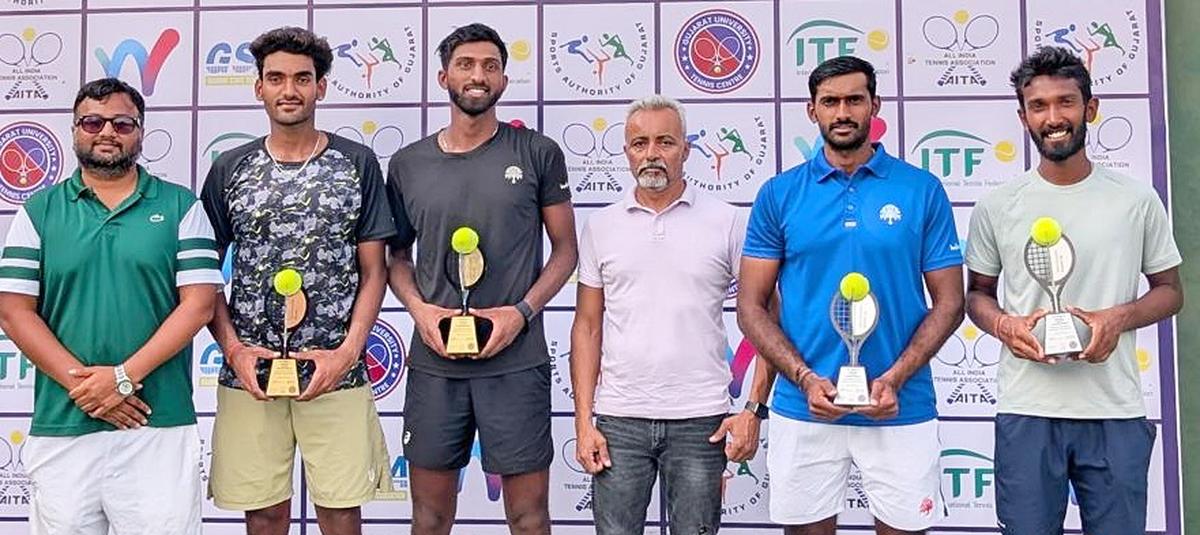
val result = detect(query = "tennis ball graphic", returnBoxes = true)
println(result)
[273,269,303,297]
[839,272,870,302]
[1030,217,1062,247]
[867,29,890,51]
[994,140,1017,163]
[511,40,531,61]
[451,227,480,255]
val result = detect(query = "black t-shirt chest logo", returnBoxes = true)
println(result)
[504,165,524,184]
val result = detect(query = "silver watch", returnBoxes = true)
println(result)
[744,400,769,419]
[114,365,134,397]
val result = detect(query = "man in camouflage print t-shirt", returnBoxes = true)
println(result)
[198,27,394,534]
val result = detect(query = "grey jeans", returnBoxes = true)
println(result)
[592,413,727,534]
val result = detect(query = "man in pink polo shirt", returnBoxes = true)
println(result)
[570,95,764,534]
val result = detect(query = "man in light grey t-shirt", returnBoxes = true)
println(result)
[965,47,1182,535]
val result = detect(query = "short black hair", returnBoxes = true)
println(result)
[249,26,334,80]
[437,23,507,69]
[808,56,877,99]
[1010,46,1092,107]
[73,78,145,121]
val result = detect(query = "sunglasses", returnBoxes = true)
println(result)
[75,115,141,135]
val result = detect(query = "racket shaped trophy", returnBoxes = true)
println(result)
[267,268,306,397]
[830,272,879,406]
[438,227,493,357]
[1024,217,1089,358]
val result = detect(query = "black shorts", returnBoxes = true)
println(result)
[402,364,553,475]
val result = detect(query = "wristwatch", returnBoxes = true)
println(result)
[744,400,769,420]
[114,365,134,397]
[515,300,536,332]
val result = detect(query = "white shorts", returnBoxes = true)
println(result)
[27,425,203,535]
[767,416,945,531]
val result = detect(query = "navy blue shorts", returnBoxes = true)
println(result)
[994,413,1156,535]
[402,364,553,475]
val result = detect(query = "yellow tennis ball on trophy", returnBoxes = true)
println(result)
[273,268,303,297]
[839,272,870,302]
[451,226,480,254]
[1030,217,1062,246]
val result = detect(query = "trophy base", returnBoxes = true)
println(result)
[439,314,494,357]
[1033,312,1092,359]
[833,365,871,406]
[265,358,301,397]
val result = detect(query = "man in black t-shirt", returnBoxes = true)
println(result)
[387,23,577,535]
[199,27,394,535]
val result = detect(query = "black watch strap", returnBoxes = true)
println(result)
[744,400,769,419]
[515,300,535,332]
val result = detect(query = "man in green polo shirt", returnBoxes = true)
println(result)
[0,78,222,535]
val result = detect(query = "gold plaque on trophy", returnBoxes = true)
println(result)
[439,227,493,357]
[268,269,305,397]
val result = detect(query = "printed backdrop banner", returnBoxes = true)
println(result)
[0,0,1178,533]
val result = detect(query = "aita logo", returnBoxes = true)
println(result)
[787,19,889,67]
[94,29,180,96]
[910,129,1015,178]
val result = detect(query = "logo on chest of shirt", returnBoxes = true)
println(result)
[504,165,524,184]
[878,203,902,225]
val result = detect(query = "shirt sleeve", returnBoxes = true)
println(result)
[1140,191,1182,274]
[538,140,572,207]
[355,150,398,243]
[0,207,41,296]
[176,200,225,287]
[199,156,235,252]
[921,180,963,272]
[964,199,1002,277]
[742,178,785,259]
[728,207,748,279]
[386,155,418,251]
[576,218,602,289]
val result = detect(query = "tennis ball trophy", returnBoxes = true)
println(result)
[831,272,879,406]
[267,268,306,397]
[439,227,493,357]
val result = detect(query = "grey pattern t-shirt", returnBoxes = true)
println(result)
[201,133,395,392]
[389,123,571,378]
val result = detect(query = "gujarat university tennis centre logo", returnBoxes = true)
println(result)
[367,319,405,400]
[675,9,760,94]
[0,121,61,204]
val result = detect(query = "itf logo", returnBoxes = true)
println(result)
[94,29,180,96]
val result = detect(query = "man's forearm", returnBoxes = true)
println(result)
[0,304,84,388]
[1110,281,1184,332]
[746,355,777,404]
[737,301,808,383]
[387,249,427,309]
[885,299,963,386]
[208,294,244,353]
[522,242,577,312]
[569,321,601,423]
[125,287,217,383]
[966,291,1005,337]
[340,242,388,354]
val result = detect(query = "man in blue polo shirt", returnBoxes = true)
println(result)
[737,56,964,534]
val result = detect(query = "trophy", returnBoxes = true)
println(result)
[830,272,879,406]
[438,226,493,357]
[266,268,306,397]
[1024,217,1090,358]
